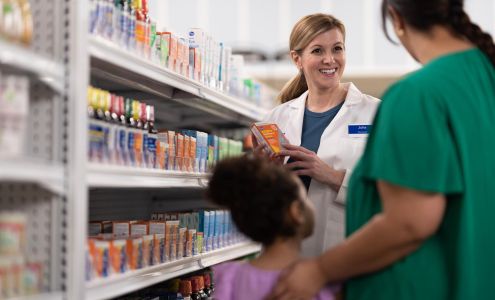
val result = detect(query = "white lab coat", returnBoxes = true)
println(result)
[263,82,380,257]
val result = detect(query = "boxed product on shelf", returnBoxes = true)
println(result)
[88,239,111,277]
[0,211,26,255]
[109,239,127,274]
[0,74,30,158]
[142,234,154,268]
[113,221,131,237]
[127,236,144,270]
[130,221,149,236]
[0,0,33,45]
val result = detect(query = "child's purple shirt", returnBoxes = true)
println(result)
[213,261,339,300]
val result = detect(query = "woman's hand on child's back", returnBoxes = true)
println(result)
[265,258,327,300]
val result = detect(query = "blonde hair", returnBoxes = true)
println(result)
[278,14,346,103]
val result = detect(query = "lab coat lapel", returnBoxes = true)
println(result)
[286,91,307,146]
[318,83,363,145]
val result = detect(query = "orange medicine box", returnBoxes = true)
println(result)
[250,122,291,155]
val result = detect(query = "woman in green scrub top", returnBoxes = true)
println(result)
[268,0,495,299]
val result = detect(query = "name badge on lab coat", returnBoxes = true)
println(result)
[348,125,371,137]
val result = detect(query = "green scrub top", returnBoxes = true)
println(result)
[346,48,495,300]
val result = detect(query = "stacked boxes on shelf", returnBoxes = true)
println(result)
[87,86,243,171]
[86,210,245,282]
[0,212,43,298]
[0,72,30,158]
[89,0,271,105]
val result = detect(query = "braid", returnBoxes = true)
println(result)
[449,4,495,66]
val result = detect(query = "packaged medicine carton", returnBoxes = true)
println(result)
[250,122,291,155]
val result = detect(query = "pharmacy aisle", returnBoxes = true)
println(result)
[68,0,273,300]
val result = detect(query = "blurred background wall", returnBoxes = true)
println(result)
[150,0,495,98]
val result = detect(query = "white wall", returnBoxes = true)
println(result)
[149,0,494,68]
[149,0,495,96]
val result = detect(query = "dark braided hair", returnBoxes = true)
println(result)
[381,0,495,66]
[206,154,301,246]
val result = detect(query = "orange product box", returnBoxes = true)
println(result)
[156,141,166,170]
[167,131,176,171]
[183,135,190,172]
[166,220,179,261]
[190,136,196,172]
[176,133,184,171]
[126,236,143,270]
[109,239,127,274]
[88,239,111,277]
[169,34,178,72]
[250,122,291,155]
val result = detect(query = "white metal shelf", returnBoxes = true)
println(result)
[0,39,64,93]
[9,292,63,300]
[89,36,268,123]
[86,241,261,300]
[87,163,209,188]
[0,159,64,194]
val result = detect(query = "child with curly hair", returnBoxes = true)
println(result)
[206,155,340,300]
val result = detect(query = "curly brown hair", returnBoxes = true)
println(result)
[206,155,301,246]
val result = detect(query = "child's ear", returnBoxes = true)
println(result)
[288,200,305,225]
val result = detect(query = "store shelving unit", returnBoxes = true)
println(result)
[82,36,265,297]
[9,292,64,300]
[86,242,261,300]
[55,1,268,299]
[0,159,64,194]
[1,1,265,299]
[87,163,209,189]
[0,1,68,299]
[89,36,268,126]
[0,39,64,93]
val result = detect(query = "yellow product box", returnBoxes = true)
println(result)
[250,122,291,155]
[195,232,203,255]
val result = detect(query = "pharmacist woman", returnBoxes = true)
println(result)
[262,13,380,257]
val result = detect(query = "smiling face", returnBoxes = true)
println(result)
[292,28,346,92]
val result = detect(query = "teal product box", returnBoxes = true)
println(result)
[199,210,210,251]
[208,210,215,251]
[199,132,209,173]
[179,213,188,229]
[192,212,200,231]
